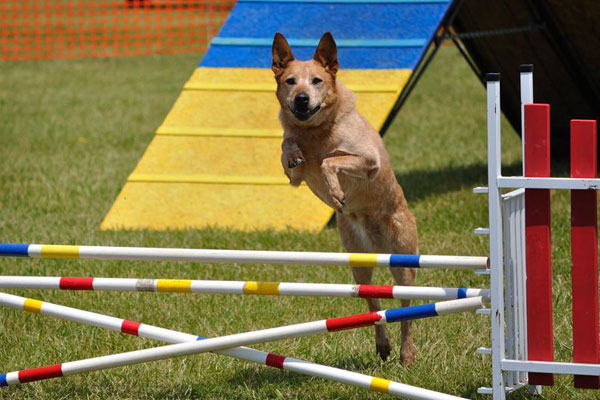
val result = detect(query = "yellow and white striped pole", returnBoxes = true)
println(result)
[0,275,490,301]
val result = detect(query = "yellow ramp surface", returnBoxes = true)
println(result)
[101,67,411,231]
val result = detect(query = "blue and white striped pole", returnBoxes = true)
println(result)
[0,244,488,269]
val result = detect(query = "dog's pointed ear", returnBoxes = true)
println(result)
[313,32,339,76]
[272,33,294,76]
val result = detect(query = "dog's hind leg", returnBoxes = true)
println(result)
[352,267,393,361]
[389,266,417,366]
[387,210,418,366]
[338,212,392,361]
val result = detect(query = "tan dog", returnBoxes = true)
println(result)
[272,32,418,364]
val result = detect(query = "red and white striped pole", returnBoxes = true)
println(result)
[0,291,470,399]
[0,275,489,301]
[0,291,483,399]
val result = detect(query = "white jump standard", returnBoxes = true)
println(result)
[478,66,600,398]
[0,244,489,269]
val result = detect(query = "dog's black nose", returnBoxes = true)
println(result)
[294,92,309,111]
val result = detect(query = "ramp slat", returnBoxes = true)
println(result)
[101,183,331,231]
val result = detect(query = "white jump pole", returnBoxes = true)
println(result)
[0,292,483,399]
[0,244,489,269]
[0,292,462,399]
[0,276,490,301]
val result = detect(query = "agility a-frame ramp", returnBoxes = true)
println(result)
[101,0,454,231]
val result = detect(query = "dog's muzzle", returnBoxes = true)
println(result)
[289,92,321,121]
[288,104,321,121]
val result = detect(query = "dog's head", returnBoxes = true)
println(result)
[272,32,339,125]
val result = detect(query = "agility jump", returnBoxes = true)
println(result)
[0,245,489,398]
[0,243,489,398]
[4,65,600,400]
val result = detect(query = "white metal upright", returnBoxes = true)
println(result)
[486,73,507,400]
[518,64,533,388]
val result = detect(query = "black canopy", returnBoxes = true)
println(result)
[451,0,600,160]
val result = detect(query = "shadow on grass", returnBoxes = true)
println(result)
[396,161,523,204]
[226,365,305,387]
[221,351,388,391]
[319,352,490,399]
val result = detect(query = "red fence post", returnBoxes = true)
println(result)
[524,103,554,386]
[571,119,599,389]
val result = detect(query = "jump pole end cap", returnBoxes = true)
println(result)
[485,73,500,82]
[519,64,533,72]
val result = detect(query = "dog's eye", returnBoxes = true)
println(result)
[312,77,323,85]
[285,78,296,85]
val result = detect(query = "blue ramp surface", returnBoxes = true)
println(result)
[202,0,451,69]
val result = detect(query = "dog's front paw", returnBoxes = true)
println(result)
[286,148,306,169]
[329,188,345,211]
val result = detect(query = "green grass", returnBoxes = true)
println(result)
[0,48,594,399]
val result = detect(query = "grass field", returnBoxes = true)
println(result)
[0,47,594,399]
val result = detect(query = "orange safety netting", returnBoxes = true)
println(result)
[0,0,235,60]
